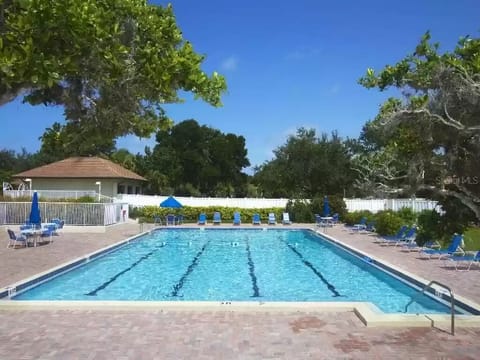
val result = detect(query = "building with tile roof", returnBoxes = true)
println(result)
[13,157,146,198]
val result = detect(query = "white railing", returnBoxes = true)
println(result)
[344,198,439,213]
[115,194,290,209]
[0,202,126,226]
[2,190,114,203]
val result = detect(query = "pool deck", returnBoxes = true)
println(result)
[1,222,480,359]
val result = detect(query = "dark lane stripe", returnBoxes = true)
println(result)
[171,241,209,297]
[245,238,260,297]
[86,243,166,296]
[286,243,341,297]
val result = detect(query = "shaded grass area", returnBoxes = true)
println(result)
[463,227,480,251]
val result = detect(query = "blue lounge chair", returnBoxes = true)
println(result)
[233,212,241,225]
[380,226,414,246]
[282,212,292,225]
[7,229,27,248]
[213,212,221,225]
[444,251,480,271]
[351,217,367,232]
[268,213,276,225]
[252,213,261,225]
[198,213,207,225]
[420,234,464,259]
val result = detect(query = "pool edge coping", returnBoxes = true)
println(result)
[1,226,480,329]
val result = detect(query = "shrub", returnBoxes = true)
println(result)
[342,210,373,226]
[396,207,417,224]
[374,210,405,236]
[131,206,285,224]
[286,199,314,222]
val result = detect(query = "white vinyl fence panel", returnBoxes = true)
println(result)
[0,202,125,226]
[344,198,439,213]
[116,194,290,209]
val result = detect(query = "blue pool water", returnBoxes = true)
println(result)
[14,229,457,314]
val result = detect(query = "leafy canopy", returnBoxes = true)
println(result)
[358,32,480,221]
[0,0,226,142]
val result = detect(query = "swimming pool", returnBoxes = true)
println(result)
[10,229,467,314]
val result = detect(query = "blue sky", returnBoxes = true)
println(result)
[1,0,479,172]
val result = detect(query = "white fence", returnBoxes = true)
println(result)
[3,190,114,203]
[344,198,439,213]
[0,202,126,226]
[118,194,439,213]
[116,194,290,209]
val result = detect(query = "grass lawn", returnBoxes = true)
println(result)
[463,227,480,251]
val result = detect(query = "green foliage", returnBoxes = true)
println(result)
[416,204,472,246]
[342,211,373,226]
[358,31,480,221]
[374,210,406,236]
[132,206,284,224]
[286,199,314,223]
[463,227,480,251]
[416,210,443,246]
[395,207,417,224]
[138,119,250,196]
[253,129,355,198]
[1,0,226,146]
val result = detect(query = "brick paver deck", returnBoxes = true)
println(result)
[1,222,479,359]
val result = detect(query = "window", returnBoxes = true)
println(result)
[127,185,133,194]
[117,185,125,194]
[135,186,140,194]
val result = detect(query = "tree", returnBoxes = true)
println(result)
[359,32,480,221]
[141,119,250,196]
[253,128,355,198]
[1,0,226,144]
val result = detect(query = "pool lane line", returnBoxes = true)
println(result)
[171,241,210,297]
[286,243,341,297]
[85,243,167,296]
[245,238,260,297]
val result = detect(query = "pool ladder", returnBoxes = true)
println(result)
[405,280,455,335]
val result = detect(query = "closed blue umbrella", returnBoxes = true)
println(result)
[29,191,41,226]
[322,196,331,217]
[160,196,183,208]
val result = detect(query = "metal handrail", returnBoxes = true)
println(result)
[405,280,455,335]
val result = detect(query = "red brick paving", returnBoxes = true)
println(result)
[1,222,480,359]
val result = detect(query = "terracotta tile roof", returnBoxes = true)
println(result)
[13,157,146,181]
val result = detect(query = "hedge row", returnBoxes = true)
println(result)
[131,206,286,223]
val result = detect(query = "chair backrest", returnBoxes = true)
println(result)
[447,234,463,252]
[396,225,408,238]
[213,212,221,221]
[404,227,416,239]
[233,212,240,220]
[198,213,206,222]
[283,213,290,222]
[7,229,16,240]
[252,213,260,223]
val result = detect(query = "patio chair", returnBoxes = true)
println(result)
[332,213,339,225]
[268,213,276,225]
[233,212,241,225]
[420,234,465,259]
[40,224,56,244]
[401,239,441,252]
[282,212,292,225]
[252,213,261,225]
[213,212,221,225]
[444,251,480,271]
[153,215,163,226]
[198,213,207,225]
[7,229,27,248]
[376,225,408,244]
[165,214,176,226]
